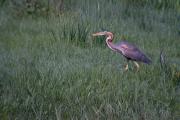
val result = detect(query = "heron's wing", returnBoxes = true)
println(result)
[114,41,151,64]
[115,41,138,50]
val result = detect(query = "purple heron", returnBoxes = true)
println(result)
[92,31,151,71]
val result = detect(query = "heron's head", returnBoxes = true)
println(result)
[92,31,108,36]
[92,31,107,36]
[92,31,113,37]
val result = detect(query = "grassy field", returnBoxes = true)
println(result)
[0,0,180,119]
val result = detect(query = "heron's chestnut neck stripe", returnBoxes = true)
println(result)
[106,36,116,51]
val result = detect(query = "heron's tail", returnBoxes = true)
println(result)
[141,54,152,64]
[143,57,152,64]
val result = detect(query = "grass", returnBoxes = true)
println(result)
[0,0,180,119]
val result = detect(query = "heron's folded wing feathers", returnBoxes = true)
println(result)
[114,42,151,64]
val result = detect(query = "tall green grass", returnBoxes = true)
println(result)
[0,0,180,119]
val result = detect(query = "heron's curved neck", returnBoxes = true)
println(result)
[106,35,116,51]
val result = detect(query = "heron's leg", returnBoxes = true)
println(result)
[124,64,128,71]
[133,61,139,71]
[124,59,129,71]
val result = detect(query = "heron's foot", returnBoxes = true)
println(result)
[124,64,129,71]
[134,61,139,71]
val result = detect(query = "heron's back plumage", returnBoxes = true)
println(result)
[114,41,151,64]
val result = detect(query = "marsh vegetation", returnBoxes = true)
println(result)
[0,0,180,119]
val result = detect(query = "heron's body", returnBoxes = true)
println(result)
[92,31,151,71]
[109,40,151,64]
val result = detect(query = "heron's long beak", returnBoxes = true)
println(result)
[92,32,105,36]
